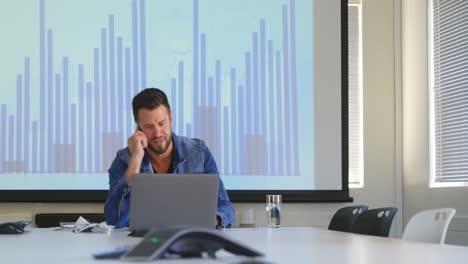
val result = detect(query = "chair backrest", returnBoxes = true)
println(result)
[351,207,398,237]
[402,208,456,244]
[328,205,368,232]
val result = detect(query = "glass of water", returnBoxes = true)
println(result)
[266,194,282,228]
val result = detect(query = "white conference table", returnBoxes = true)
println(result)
[1,226,467,263]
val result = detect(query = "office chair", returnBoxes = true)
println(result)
[328,205,368,232]
[402,208,455,244]
[351,207,397,237]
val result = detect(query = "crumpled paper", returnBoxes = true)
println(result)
[73,216,114,234]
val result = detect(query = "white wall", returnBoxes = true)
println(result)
[0,0,404,238]
[402,0,468,246]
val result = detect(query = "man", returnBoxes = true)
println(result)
[104,88,235,228]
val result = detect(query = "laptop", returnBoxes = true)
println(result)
[129,173,219,232]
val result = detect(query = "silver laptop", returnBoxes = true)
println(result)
[129,173,219,231]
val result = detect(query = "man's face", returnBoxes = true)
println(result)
[137,105,173,155]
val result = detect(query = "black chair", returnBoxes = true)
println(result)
[351,207,398,237]
[328,205,368,232]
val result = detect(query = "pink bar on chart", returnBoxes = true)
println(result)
[3,161,25,173]
[54,144,76,172]
[102,132,122,172]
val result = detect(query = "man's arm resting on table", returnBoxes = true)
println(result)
[202,144,236,228]
[104,157,132,228]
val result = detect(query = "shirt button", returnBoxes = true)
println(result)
[122,187,128,193]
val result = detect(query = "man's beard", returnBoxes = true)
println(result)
[147,133,172,155]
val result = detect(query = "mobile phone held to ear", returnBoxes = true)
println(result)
[121,227,263,261]
[136,126,151,152]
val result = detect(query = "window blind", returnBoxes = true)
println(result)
[348,4,363,186]
[431,0,468,183]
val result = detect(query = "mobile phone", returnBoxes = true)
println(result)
[137,125,159,154]
[93,246,131,259]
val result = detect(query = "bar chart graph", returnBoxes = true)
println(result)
[0,0,313,184]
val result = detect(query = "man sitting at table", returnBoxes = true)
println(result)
[104,88,235,229]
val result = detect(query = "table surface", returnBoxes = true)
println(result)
[1,226,467,263]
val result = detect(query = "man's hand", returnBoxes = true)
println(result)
[128,129,148,160]
[125,129,148,185]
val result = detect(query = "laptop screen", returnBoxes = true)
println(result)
[129,173,219,231]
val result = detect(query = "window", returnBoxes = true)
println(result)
[348,2,364,188]
[429,0,468,187]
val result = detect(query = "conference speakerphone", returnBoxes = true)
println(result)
[121,227,263,261]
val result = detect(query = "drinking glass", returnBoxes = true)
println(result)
[266,194,282,228]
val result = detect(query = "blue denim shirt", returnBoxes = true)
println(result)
[104,132,235,228]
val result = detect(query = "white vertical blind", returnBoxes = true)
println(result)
[431,0,468,183]
[348,4,363,187]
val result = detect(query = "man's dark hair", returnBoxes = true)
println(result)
[132,88,171,122]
